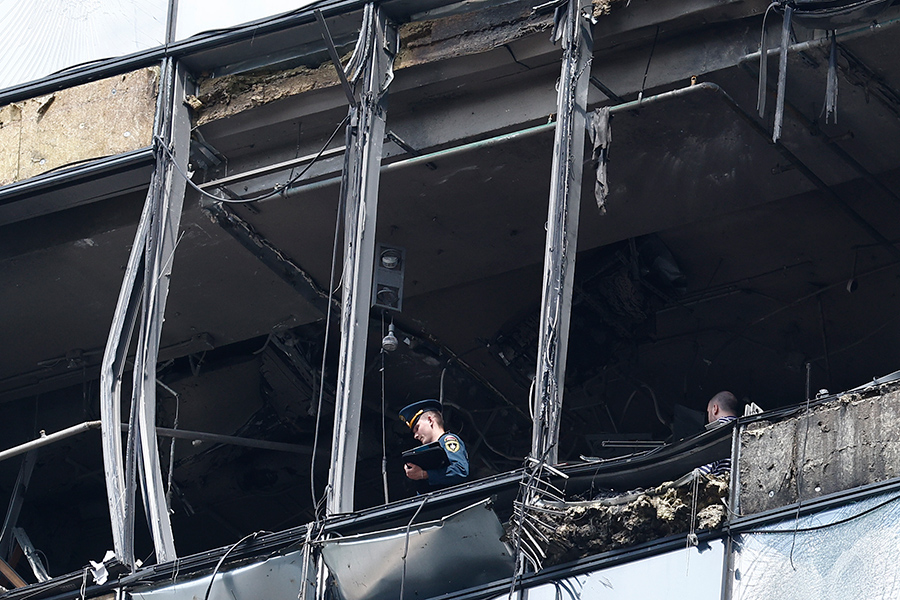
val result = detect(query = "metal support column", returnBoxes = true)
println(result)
[326,4,397,515]
[99,57,190,566]
[0,452,37,561]
[531,0,593,465]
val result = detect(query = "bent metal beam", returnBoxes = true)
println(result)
[99,58,191,567]
[326,4,398,516]
[532,0,594,465]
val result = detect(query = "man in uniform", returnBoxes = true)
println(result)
[399,399,469,489]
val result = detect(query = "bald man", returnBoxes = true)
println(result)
[706,391,740,427]
[699,391,741,477]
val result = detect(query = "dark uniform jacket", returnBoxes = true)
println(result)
[425,432,469,488]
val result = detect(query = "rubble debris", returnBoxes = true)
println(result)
[593,0,626,17]
[192,1,630,126]
[506,476,728,568]
[192,61,344,127]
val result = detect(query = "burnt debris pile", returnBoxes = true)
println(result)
[507,475,728,568]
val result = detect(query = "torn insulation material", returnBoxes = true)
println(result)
[507,476,728,568]
[588,106,611,213]
[191,1,629,127]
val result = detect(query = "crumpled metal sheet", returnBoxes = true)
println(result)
[131,548,310,600]
[321,499,515,600]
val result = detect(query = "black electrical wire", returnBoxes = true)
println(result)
[155,113,348,204]
[161,381,180,508]
[380,313,390,505]
[201,531,262,600]
[638,25,659,101]
[789,362,814,569]
[740,492,900,535]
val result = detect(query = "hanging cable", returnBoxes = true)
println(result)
[380,313,390,505]
[157,379,180,509]
[439,366,447,407]
[685,469,701,573]
[757,2,779,117]
[202,531,263,600]
[399,497,428,600]
[155,114,349,204]
[822,30,839,123]
[308,158,345,519]
[742,491,900,535]
[772,4,794,142]
[528,376,537,421]
[307,113,351,520]
[789,362,814,569]
[637,25,660,103]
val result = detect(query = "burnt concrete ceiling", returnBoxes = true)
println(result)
[1,0,900,579]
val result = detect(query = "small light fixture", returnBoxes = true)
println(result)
[376,285,400,308]
[382,322,399,352]
[381,249,402,270]
[373,244,406,312]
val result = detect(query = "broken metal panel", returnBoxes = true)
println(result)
[131,547,311,600]
[321,499,515,600]
[326,4,397,516]
[99,110,160,572]
[531,0,593,465]
[730,489,900,600]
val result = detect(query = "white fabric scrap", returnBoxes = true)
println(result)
[89,550,117,585]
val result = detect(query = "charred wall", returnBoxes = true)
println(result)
[738,383,900,515]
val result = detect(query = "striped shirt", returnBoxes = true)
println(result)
[698,416,737,477]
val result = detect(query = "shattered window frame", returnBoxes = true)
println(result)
[518,540,726,600]
[729,487,900,600]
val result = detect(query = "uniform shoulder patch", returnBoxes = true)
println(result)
[443,435,460,453]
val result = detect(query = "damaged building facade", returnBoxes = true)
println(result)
[2,0,900,598]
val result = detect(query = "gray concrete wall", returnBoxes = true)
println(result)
[738,384,900,515]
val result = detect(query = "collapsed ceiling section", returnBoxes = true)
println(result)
[0,0,900,580]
